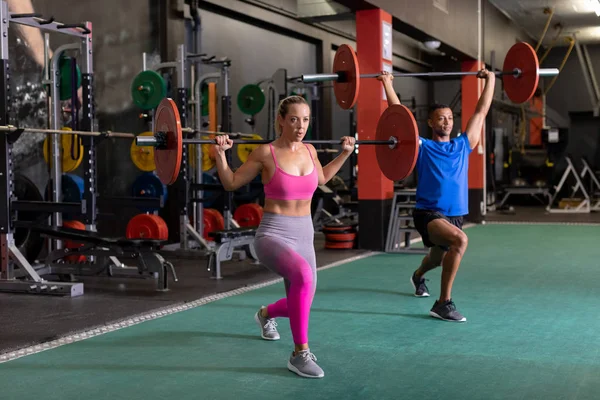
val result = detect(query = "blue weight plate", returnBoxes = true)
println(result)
[132,172,168,212]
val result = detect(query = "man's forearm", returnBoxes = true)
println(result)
[475,77,495,114]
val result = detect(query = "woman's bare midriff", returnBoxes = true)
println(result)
[263,198,312,217]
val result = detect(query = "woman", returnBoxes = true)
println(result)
[213,95,355,379]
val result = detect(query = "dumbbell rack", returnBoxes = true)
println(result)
[385,190,428,254]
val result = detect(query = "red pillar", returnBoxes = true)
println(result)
[461,60,485,222]
[529,94,543,146]
[356,8,393,250]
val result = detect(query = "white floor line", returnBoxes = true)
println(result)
[0,251,379,364]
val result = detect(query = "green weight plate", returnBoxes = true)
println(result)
[59,55,82,101]
[237,84,265,115]
[131,70,167,110]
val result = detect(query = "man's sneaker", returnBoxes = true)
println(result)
[254,307,280,340]
[429,299,467,322]
[287,349,324,379]
[410,271,430,297]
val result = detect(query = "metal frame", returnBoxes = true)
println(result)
[0,1,92,295]
[385,190,428,254]
[578,158,600,212]
[547,156,591,213]
[0,2,171,295]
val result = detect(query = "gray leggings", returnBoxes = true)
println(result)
[253,212,317,344]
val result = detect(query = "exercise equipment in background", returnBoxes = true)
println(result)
[233,203,263,228]
[130,131,156,171]
[43,127,83,173]
[131,70,168,110]
[126,214,169,241]
[131,172,168,212]
[237,84,265,115]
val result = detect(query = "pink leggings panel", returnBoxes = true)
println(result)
[254,213,317,345]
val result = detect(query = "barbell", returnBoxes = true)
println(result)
[136,98,420,185]
[302,42,559,109]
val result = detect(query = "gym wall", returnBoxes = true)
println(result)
[10,0,159,237]
[540,44,600,172]
[196,8,318,149]
[543,44,600,122]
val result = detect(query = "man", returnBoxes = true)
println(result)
[378,68,494,322]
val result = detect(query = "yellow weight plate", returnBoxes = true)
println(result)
[188,144,196,169]
[42,127,84,173]
[130,131,155,171]
[202,144,216,171]
[237,133,263,164]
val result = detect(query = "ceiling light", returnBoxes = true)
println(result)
[423,40,441,49]
[587,0,600,16]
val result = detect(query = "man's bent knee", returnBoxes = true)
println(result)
[449,230,468,253]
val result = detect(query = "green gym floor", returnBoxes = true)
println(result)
[1,222,599,400]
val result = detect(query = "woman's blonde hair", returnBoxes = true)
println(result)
[274,95,309,136]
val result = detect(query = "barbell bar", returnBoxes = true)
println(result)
[301,67,560,83]
[305,41,558,109]
[136,135,397,147]
[141,98,420,185]
[0,125,254,140]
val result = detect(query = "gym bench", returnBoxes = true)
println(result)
[207,227,259,280]
[16,222,177,292]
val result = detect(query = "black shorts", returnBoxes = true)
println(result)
[412,209,464,251]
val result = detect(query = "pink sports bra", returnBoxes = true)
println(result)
[263,143,318,201]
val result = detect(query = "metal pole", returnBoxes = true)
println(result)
[50,43,79,250]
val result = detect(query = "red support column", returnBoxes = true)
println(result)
[461,60,485,222]
[356,8,393,250]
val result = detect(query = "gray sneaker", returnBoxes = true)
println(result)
[254,307,280,340]
[410,271,430,297]
[430,299,467,322]
[287,349,324,379]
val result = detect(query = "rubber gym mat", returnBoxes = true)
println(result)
[0,224,599,400]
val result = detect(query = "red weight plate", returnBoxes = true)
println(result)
[333,44,360,110]
[503,42,539,104]
[148,214,169,240]
[325,233,357,242]
[153,98,183,185]
[207,209,225,231]
[126,214,162,239]
[375,104,419,181]
[203,208,225,241]
[62,220,87,263]
[203,210,216,241]
[325,241,355,250]
[233,203,263,227]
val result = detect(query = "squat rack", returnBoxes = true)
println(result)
[0,1,93,295]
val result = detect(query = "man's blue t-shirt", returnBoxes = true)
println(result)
[415,133,473,217]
